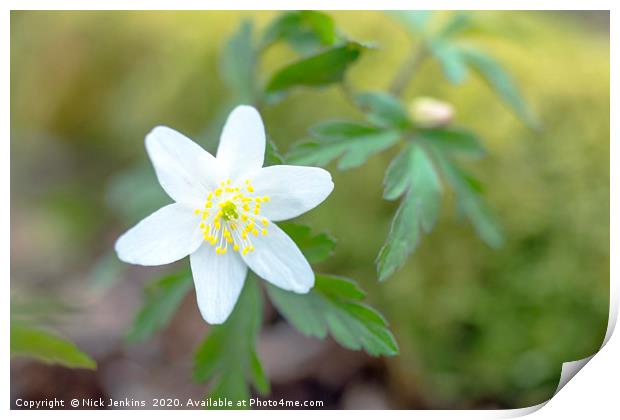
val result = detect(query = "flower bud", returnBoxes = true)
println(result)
[408,97,455,128]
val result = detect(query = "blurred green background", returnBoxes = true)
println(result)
[11,11,609,409]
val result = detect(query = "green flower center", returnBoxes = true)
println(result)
[220,200,239,221]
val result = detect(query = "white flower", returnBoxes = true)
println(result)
[115,105,334,324]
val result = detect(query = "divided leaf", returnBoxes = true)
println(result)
[436,12,472,39]
[126,271,193,342]
[428,40,536,128]
[417,127,486,159]
[11,322,96,369]
[261,11,337,54]
[265,42,365,94]
[438,156,504,248]
[387,11,432,34]
[391,11,535,128]
[355,92,412,130]
[266,275,398,357]
[193,277,269,404]
[287,121,401,170]
[460,47,538,129]
[279,222,336,264]
[377,144,442,281]
[429,40,469,84]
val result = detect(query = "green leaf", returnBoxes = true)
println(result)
[417,127,486,159]
[460,47,538,129]
[388,11,432,34]
[287,121,401,170]
[383,146,413,201]
[266,275,398,356]
[376,191,420,282]
[261,11,337,54]
[279,222,336,264]
[194,277,269,403]
[126,271,193,342]
[265,42,365,94]
[436,12,472,39]
[265,138,285,166]
[249,349,270,395]
[429,40,469,84]
[355,91,412,130]
[11,322,96,369]
[221,20,257,103]
[438,157,504,248]
[378,144,442,281]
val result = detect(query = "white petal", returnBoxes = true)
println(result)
[115,203,203,266]
[248,165,334,222]
[190,243,248,324]
[216,106,265,181]
[146,126,222,206]
[241,221,314,293]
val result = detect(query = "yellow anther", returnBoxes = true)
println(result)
[253,209,260,215]
[247,186,254,192]
[207,192,213,200]
[194,209,201,215]
[241,214,248,222]
[262,229,267,236]
[226,179,231,185]
[199,223,205,229]
[245,179,250,184]
[242,232,248,240]
[261,218,268,226]
[221,248,227,254]
[252,229,259,236]
[233,244,240,252]
[263,196,270,202]
[202,212,208,220]
[243,204,250,211]
[215,188,222,196]
[206,202,213,208]
[226,237,233,244]
[242,247,250,255]
[210,239,217,245]
[220,181,226,187]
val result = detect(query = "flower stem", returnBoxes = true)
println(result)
[389,46,428,97]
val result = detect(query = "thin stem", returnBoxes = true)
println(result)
[388,46,427,97]
[340,78,358,108]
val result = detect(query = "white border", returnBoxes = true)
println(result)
[4,2,616,418]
